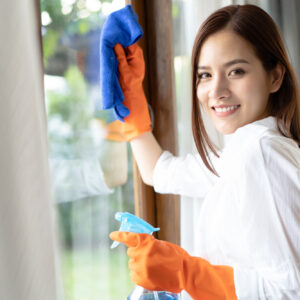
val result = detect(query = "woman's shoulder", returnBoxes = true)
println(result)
[222,117,300,175]
[257,134,300,167]
[237,117,299,159]
[242,128,300,174]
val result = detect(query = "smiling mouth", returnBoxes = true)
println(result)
[212,105,241,112]
[212,104,241,116]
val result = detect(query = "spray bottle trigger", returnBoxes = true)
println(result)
[110,212,160,249]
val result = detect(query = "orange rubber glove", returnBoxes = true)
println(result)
[105,43,152,141]
[110,231,237,300]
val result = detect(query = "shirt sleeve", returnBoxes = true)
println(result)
[153,150,219,198]
[234,136,300,299]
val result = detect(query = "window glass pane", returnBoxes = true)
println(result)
[172,3,227,300]
[40,1,134,299]
[172,0,225,261]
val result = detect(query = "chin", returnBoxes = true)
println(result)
[219,129,237,135]
[215,123,239,135]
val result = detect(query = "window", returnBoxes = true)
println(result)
[41,0,135,298]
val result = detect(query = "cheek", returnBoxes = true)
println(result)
[196,86,208,106]
[241,81,269,109]
[239,74,270,100]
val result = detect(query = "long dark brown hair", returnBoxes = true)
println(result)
[191,4,300,176]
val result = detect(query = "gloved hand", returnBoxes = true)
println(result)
[110,231,237,300]
[105,43,152,141]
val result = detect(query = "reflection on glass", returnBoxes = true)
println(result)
[40,0,134,299]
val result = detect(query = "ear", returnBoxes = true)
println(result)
[270,62,285,93]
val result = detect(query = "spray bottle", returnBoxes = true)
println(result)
[111,212,180,300]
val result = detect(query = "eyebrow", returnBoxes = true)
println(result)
[198,59,250,70]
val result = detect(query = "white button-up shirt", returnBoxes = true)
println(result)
[153,116,300,299]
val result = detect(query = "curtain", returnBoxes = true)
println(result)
[0,0,61,299]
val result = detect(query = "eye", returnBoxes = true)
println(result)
[197,72,211,80]
[229,68,245,76]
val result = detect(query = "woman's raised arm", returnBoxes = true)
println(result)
[130,131,163,186]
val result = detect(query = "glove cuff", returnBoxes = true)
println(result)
[182,256,237,300]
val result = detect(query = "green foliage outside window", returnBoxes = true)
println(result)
[41,1,134,299]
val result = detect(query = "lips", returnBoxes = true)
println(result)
[212,104,241,117]
[212,104,241,109]
[213,104,240,112]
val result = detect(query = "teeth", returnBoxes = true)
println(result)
[215,105,239,113]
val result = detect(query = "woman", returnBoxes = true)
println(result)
[110,4,300,299]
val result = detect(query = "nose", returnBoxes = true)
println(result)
[208,75,231,100]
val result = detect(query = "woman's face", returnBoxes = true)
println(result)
[197,29,274,134]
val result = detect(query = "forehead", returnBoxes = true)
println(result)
[198,29,257,65]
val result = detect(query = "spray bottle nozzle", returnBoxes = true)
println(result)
[111,212,160,249]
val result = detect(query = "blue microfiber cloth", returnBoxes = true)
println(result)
[100,5,143,121]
